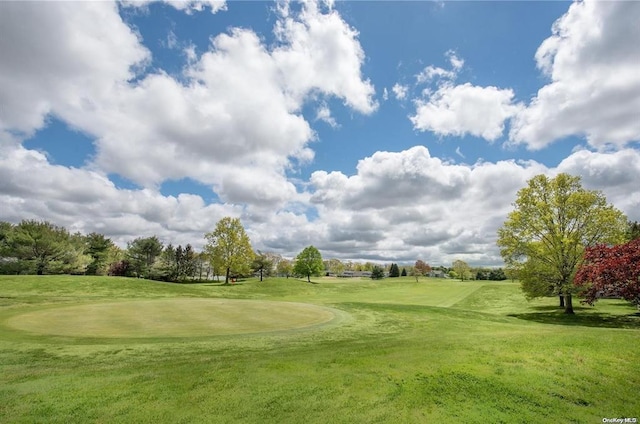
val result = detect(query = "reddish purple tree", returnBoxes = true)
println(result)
[574,239,640,306]
[412,260,432,282]
[108,260,132,277]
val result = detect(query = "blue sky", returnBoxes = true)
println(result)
[1,0,639,266]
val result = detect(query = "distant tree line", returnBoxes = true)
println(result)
[0,220,209,281]
[5,201,636,301]
[0,220,109,276]
[0,218,320,285]
[0,219,512,284]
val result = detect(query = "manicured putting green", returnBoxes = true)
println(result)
[6,299,337,338]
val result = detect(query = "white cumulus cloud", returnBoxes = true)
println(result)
[0,144,239,247]
[411,83,521,141]
[0,1,150,139]
[273,0,378,114]
[410,51,520,141]
[121,0,227,14]
[0,0,376,210]
[303,145,548,264]
[509,0,640,150]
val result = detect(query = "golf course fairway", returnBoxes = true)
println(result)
[1,276,638,423]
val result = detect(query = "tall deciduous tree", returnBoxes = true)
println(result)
[325,258,346,276]
[195,251,212,280]
[204,217,254,285]
[574,239,640,307]
[452,259,471,281]
[413,260,431,282]
[497,173,626,314]
[253,250,274,282]
[276,258,293,278]
[293,246,324,283]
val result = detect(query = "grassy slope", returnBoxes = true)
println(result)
[0,275,639,423]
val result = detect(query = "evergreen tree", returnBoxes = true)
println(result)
[11,220,83,275]
[85,233,114,275]
[126,236,163,279]
[488,268,507,281]
[371,266,385,280]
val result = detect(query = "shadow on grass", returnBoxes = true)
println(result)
[509,311,640,329]
[529,305,598,312]
[530,305,568,312]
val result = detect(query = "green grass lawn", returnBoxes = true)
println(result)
[1,275,639,423]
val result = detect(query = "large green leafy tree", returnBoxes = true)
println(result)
[497,173,627,314]
[11,220,78,275]
[126,236,164,279]
[253,251,274,282]
[276,258,293,278]
[325,258,345,276]
[204,217,254,285]
[452,260,471,281]
[293,246,324,283]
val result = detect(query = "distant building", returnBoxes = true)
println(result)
[339,271,372,278]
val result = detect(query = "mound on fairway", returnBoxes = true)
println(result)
[6,298,337,338]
